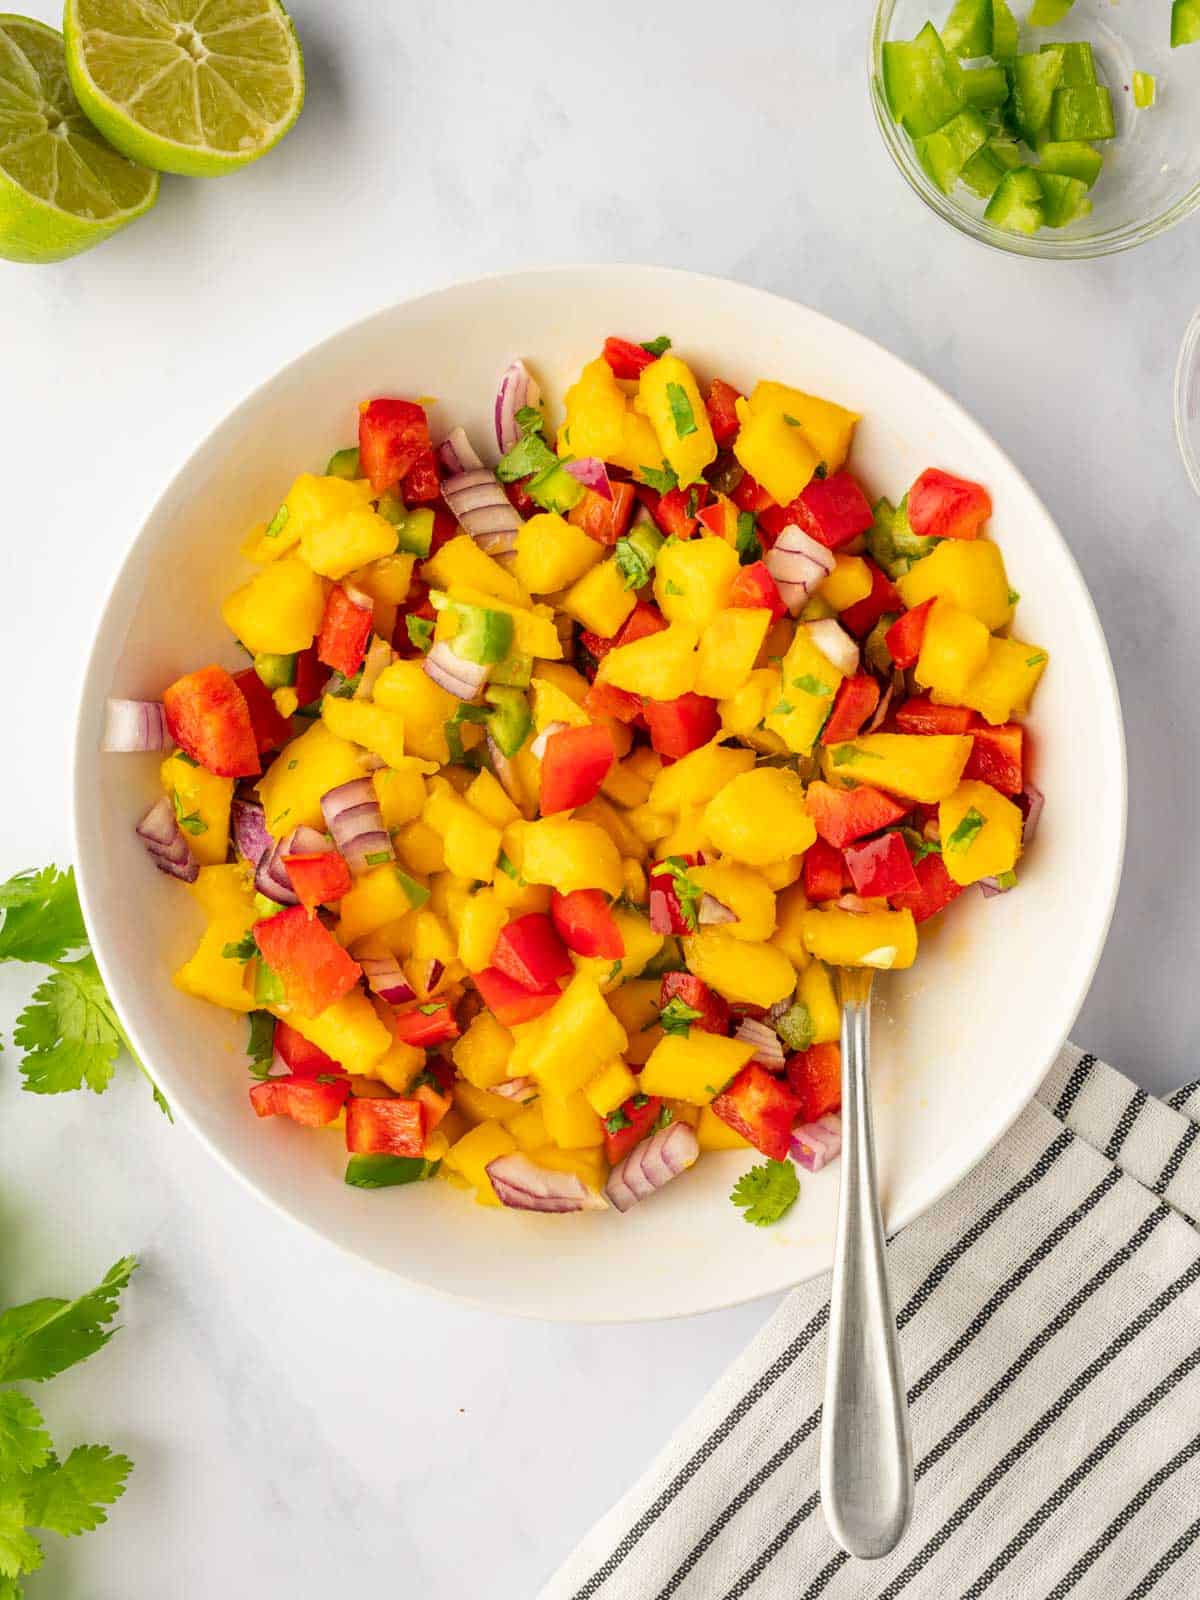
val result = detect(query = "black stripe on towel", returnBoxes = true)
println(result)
[1106,1088,1147,1162]
[1125,1511,1200,1598]
[1154,1120,1199,1196]
[1054,1053,1096,1119]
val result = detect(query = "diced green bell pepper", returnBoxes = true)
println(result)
[962,64,1009,110]
[1037,139,1103,187]
[1038,171,1092,227]
[1028,0,1075,26]
[490,651,534,689]
[392,505,435,558]
[615,518,665,589]
[325,446,361,480]
[961,138,1020,198]
[253,651,297,690]
[528,462,586,515]
[436,599,514,666]
[344,1154,440,1188]
[484,686,532,757]
[1041,40,1096,85]
[1050,84,1115,140]
[1008,51,1064,143]
[1173,0,1200,47]
[775,1002,815,1053]
[253,959,285,1006]
[1132,72,1156,109]
[991,0,1019,58]
[882,22,966,137]
[915,106,989,193]
[865,612,900,677]
[942,0,993,60]
[866,495,939,579]
[984,166,1046,234]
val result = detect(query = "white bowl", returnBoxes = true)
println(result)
[73,266,1125,1322]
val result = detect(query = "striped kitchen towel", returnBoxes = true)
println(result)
[542,1046,1200,1600]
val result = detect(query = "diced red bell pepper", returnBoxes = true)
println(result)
[785,1043,842,1123]
[820,674,881,746]
[729,560,788,620]
[357,397,431,495]
[659,971,729,1035]
[889,849,964,924]
[705,378,742,447]
[885,599,935,670]
[843,831,920,899]
[712,1064,802,1161]
[391,1005,460,1047]
[802,836,849,902]
[473,966,561,1026]
[414,1081,453,1130]
[551,889,625,959]
[253,905,362,1017]
[345,1095,425,1157]
[568,480,637,546]
[583,680,642,724]
[895,696,976,736]
[805,782,910,849]
[644,693,719,759]
[604,1093,665,1164]
[731,472,776,514]
[491,913,574,991]
[602,336,660,380]
[426,1055,456,1094]
[292,643,331,709]
[645,483,708,540]
[616,601,667,648]
[429,504,459,554]
[163,665,260,779]
[696,499,735,540]
[250,1074,349,1127]
[907,468,991,542]
[780,471,874,551]
[539,723,617,815]
[403,447,441,504]
[648,854,702,934]
[839,561,903,639]
[232,667,293,757]
[964,724,1024,796]
[283,849,353,915]
[273,1020,345,1077]
[317,585,373,678]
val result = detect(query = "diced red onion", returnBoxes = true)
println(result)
[562,456,612,500]
[1020,782,1045,846]
[136,796,198,882]
[489,1076,538,1104]
[866,671,903,734]
[765,526,835,615]
[486,1152,607,1213]
[437,426,484,475]
[604,1122,700,1214]
[355,634,395,700]
[321,778,392,876]
[255,823,328,905]
[791,1114,842,1173]
[231,798,271,867]
[530,720,568,761]
[801,618,860,677]
[415,958,445,997]
[698,893,736,926]
[103,698,167,753]
[360,955,416,1005]
[485,732,523,805]
[494,359,542,455]
[765,994,796,1025]
[735,1016,786,1070]
[978,876,1010,899]
[423,639,491,701]
[442,467,522,554]
[923,817,941,844]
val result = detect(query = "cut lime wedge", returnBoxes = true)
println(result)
[0,13,158,262]
[63,0,304,179]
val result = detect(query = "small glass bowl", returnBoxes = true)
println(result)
[1176,310,1200,496]
[871,0,1200,258]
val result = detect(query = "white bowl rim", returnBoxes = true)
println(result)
[71,263,1127,1322]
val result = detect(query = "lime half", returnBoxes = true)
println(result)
[0,14,157,262]
[64,0,304,179]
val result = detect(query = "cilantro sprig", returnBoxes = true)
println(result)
[0,1258,137,1593]
[0,866,170,1118]
[730,1159,800,1227]
[657,857,704,933]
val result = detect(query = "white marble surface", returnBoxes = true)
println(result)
[3,1,1199,1594]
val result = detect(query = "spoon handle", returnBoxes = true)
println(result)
[819,968,914,1559]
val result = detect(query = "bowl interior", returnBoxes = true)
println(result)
[1175,309,1200,498]
[74,267,1125,1321]
[872,0,1200,258]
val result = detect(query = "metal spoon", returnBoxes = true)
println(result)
[818,966,914,1558]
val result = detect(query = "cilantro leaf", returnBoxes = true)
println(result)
[604,1107,631,1134]
[654,1104,675,1130]
[730,1159,800,1226]
[21,1445,132,1537]
[0,1396,51,1477]
[613,536,656,591]
[1025,650,1047,667]
[245,1010,275,1080]
[658,997,703,1037]
[0,867,88,966]
[639,461,679,495]
[405,615,434,652]
[945,807,986,853]
[13,959,123,1097]
[830,743,881,767]
[792,674,832,698]
[514,404,545,435]
[264,503,289,538]
[0,1496,42,1581]
[639,335,672,356]
[659,858,703,932]
[735,511,761,565]
[0,1258,137,1385]
[664,579,684,596]
[666,382,698,439]
[221,931,257,964]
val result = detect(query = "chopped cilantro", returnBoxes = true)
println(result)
[171,791,207,836]
[639,335,672,356]
[314,1073,343,1086]
[735,511,762,565]
[325,668,363,699]
[830,744,881,767]
[654,1104,675,1131]
[287,759,299,771]
[364,849,392,866]
[221,931,258,964]
[245,1010,276,1080]
[658,858,703,931]
[265,503,289,538]
[659,996,703,1036]
[770,700,795,717]
[899,827,941,863]
[605,1107,631,1134]
[792,674,832,698]
[418,1003,444,1016]
[395,869,430,908]
[814,462,828,479]
[174,751,199,767]
[607,960,623,982]
[639,461,679,495]
[497,851,520,881]
[406,615,434,652]
[514,404,545,435]
[1007,589,1021,606]
[666,383,698,438]
[995,869,1018,890]
[664,579,684,596]
[783,414,802,427]
[631,1092,649,1109]
[614,534,658,591]
[945,807,986,853]
[730,1159,800,1226]
[1025,651,1047,667]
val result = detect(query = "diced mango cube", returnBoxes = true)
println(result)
[939,779,1024,886]
[915,599,990,703]
[561,558,636,639]
[769,883,811,970]
[373,762,430,832]
[703,768,816,865]
[897,539,1013,631]
[640,1032,757,1105]
[541,1089,605,1149]
[452,1011,516,1089]
[634,354,717,486]
[508,1102,549,1152]
[258,721,363,835]
[160,752,233,867]
[456,888,510,971]
[596,621,698,700]
[321,697,407,769]
[583,1060,638,1117]
[801,907,918,970]
[820,554,873,612]
[941,636,1048,726]
[444,1120,517,1202]
[733,395,822,505]
[681,928,796,1007]
[421,533,529,607]
[511,972,628,1097]
[221,557,327,655]
[279,990,392,1074]
[690,861,776,942]
[694,608,772,700]
[521,817,623,897]
[653,536,740,630]
[514,513,603,595]
[697,1104,753,1151]
[338,865,426,947]
[820,732,971,804]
